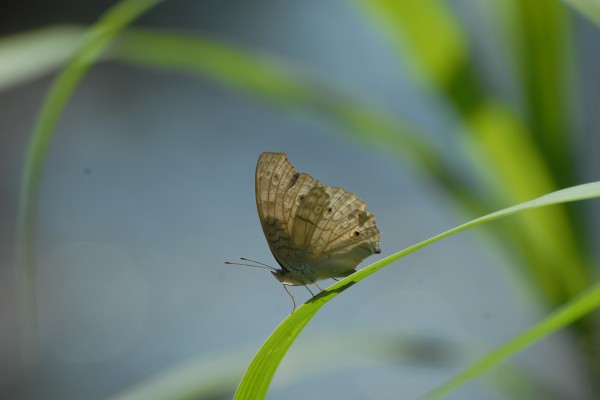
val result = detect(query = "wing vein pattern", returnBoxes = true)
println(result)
[256,152,381,285]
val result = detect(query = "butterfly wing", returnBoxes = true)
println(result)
[255,152,322,271]
[256,152,380,285]
[292,185,381,281]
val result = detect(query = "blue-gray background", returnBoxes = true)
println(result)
[1,1,598,399]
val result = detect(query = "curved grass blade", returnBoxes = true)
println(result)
[561,0,600,28]
[109,30,451,179]
[10,24,589,307]
[108,332,465,400]
[234,181,600,400]
[0,27,84,91]
[355,0,588,307]
[4,25,484,240]
[16,0,164,364]
[424,280,600,399]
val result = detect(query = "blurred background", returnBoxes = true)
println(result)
[1,0,599,399]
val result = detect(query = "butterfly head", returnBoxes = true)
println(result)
[271,269,286,283]
[271,268,309,286]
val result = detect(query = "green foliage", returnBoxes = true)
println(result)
[562,0,600,26]
[4,0,600,397]
[425,274,600,398]
[13,0,163,364]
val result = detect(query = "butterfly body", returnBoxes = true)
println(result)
[256,152,381,286]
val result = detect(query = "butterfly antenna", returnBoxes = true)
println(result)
[282,285,297,313]
[224,258,277,271]
[240,258,277,269]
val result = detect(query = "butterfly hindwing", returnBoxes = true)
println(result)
[293,186,381,280]
[290,185,330,252]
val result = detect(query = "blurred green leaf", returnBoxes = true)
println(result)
[425,278,600,399]
[507,1,574,185]
[108,29,488,211]
[0,27,82,90]
[1,26,480,213]
[234,182,600,400]
[561,0,600,27]
[467,102,589,301]
[5,0,597,397]
[354,0,468,88]
[16,0,164,364]
[109,332,465,400]
[355,0,589,309]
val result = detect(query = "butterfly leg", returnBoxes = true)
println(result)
[282,284,296,313]
[314,282,323,292]
[303,285,315,297]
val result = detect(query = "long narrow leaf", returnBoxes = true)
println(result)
[355,0,588,307]
[234,182,600,399]
[2,26,483,218]
[0,27,83,91]
[561,0,600,27]
[16,0,163,364]
[109,29,487,214]
[424,280,600,399]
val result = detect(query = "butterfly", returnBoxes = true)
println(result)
[228,152,381,311]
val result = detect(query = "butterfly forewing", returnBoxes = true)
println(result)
[256,153,319,269]
[256,153,293,268]
[255,152,380,285]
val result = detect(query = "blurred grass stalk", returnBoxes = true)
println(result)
[356,0,589,306]
[14,0,163,364]
[4,0,599,396]
[233,182,600,400]
[355,0,599,389]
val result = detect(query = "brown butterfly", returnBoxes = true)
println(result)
[228,152,381,311]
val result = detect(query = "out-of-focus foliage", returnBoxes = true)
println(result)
[3,0,600,398]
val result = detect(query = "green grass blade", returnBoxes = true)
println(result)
[508,1,573,185]
[467,103,589,302]
[1,25,486,219]
[0,26,451,192]
[108,332,465,400]
[234,182,600,399]
[0,27,84,91]
[353,0,468,88]
[109,29,486,213]
[561,0,600,27]
[424,280,600,399]
[3,26,476,215]
[16,0,163,364]
[110,30,427,158]
[356,0,588,307]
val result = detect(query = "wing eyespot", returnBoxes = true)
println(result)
[287,172,300,190]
